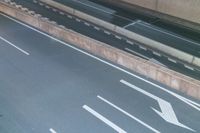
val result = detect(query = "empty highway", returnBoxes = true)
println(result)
[55,0,200,57]
[10,0,200,80]
[0,12,200,133]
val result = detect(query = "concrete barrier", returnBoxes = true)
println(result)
[1,1,200,99]
[39,0,200,68]
[104,0,200,30]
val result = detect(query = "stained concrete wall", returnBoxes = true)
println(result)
[102,0,200,31]
[118,0,200,25]
[120,0,158,10]
[40,0,200,68]
[1,1,200,99]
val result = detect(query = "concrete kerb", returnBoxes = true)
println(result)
[0,1,200,99]
[39,0,200,68]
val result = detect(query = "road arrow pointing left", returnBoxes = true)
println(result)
[120,79,195,132]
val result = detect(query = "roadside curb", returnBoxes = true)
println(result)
[0,1,200,99]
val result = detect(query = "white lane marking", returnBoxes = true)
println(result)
[184,65,194,71]
[2,13,199,112]
[149,58,167,67]
[97,95,160,133]
[168,58,177,63]
[39,2,44,6]
[115,35,122,40]
[125,48,150,60]
[139,45,147,51]
[104,30,111,35]
[49,128,57,133]
[83,105,127,133]
[137,22,200,46]
[75,18,81,22]
[73,0,133,22]
[0,36,30,55]
[94,26,100,31]
[59,11,64,15]
[120,80,195,132]
[45,5,50,9]
[52,8,57,12]
[126,40,134,45]
[67,15,72,19]
[153,51,161,57]
[123,20,141,28]
[84,22,90,26]
[33,0,37,4]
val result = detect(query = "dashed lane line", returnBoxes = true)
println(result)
[83,105,127,133]
[125,48,150,60]
[2,13,199,112]
[49,128,57,133]
[97,95,160,133]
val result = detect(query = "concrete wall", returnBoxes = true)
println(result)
[40,0,200,68]
[1,1,200,99]
[102,0,200,32]
[117,0,200,25]
[120,0,158,10]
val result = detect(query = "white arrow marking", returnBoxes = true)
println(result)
[49,128,57,133]
[120,79,195,132]
[158,87,200,112]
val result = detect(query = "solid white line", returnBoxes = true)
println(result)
[73,0,133,22]
[49,128,57,133]
[83,105,127,133]
[0,36,30,55]
[137,22,200,46]
[97,95,160,133]
[2,13,199,111]
[125,48,150,60]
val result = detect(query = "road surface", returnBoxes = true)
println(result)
[10,0,200,80]
[55,0,200,57]
[0,13,200,133]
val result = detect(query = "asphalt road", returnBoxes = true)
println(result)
[55,0,200,57]
[0,13,200,133]
[10,0,200,80]
[89,0,200,43]
[126,21,200,57]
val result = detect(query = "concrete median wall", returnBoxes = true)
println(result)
[109,0,200,27]
[0,1,200,99]
[39,0,200,68]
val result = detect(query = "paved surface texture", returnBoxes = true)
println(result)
[0,13,200,133]
[55,0,200,57]
[88,0,200,43]
[10,0,200,80]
